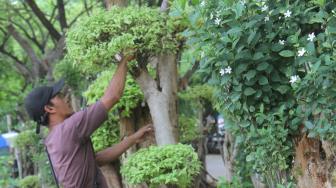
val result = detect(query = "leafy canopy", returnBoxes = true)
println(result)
[66,6,178,75]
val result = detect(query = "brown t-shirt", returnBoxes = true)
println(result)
[45,101,109,188]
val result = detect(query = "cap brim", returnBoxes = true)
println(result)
[51,79,65,97]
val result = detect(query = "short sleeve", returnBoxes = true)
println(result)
[64,100,108,142]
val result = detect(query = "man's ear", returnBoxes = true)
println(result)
[44,105,55,114]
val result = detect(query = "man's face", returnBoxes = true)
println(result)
[49,92,74,118]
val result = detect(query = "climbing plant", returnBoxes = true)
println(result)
[185,0,336,185]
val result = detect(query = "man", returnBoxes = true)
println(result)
[24,54,153,187]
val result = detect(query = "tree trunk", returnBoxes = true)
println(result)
[100,163,123,188]
[220,131,237,182]
[135,54,178,146]
[193,103,212,188]
[104,0,127,9]
[293,133,334,188]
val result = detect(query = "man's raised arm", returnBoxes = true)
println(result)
[101,54,134,110]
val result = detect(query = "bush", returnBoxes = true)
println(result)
[121,144,201,188]
[0,155,18,187]
[19,175,39,188]
[66,6,178,75]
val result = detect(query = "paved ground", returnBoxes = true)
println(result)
[206,154,225,180]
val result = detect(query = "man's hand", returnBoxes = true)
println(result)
[130,124,154,144]
[115,49,135,63]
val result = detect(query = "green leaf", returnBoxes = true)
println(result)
[244,70,257,81]
[227,27,242,35]
[304,121,314,129]
[248,30,257,45]
[279,50,294,57]
[256,62,269,71]
[244,87,256,96]
[236,63,248,74]
[258,76,268,85]
[253,52,264,60]
[274,85,290,94]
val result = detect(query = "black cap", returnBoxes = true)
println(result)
[24,79,65,134]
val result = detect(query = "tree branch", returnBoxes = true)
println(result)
[25,0,61,41]
[57,0,68,31]
[84,0,91,16]
[178,61,200,89]
[10,20,44,53]
[7,24,47,75]
[0,48,33,81]
[69,2,97,27]
[44,35,66,66]
[160,0,169,12]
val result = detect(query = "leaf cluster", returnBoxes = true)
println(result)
[121,144,201,188]
[66,6,178,75]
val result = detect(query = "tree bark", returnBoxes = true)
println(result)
[104,0,127,9]
[100,163,123,188]
[293,134,332,188]
[220,131,237,182]
[135,55,178,146]
[57,0,68,31]
[25,0,61,41]
[7,24,47,77]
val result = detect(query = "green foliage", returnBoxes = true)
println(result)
[178,84,215,143]
[185,0,336,184]
[83,69,143,151]
[19,175,39,188]
[84,69,144,117]
[0,155,18,187]
[53,58,86,95]
[14,129,55,187]
[66,6,178,75]
[121,144,201,188]
[178,115,199,143]
[217,176,252,188]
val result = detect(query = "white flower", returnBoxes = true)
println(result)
[307,32,315,42]
[200,1,205,7]
[264,16,270,22]
[220,66,232,76]
[210,13,214,19]
[298,48,306,56]
[289,75,300,84]
[215,17,221,25]
[225,66,232,74]
[284,10,292,18]
[279,40,285,45]
[240,0,246,5]
[261,5,268,12]
[220,68,225,76]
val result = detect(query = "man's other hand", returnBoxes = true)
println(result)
[131,124,154,143]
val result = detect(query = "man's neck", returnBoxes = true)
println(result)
[48,117,65,132]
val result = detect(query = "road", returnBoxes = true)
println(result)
[206,154,225,180]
